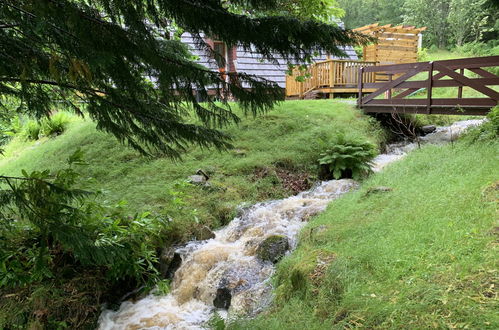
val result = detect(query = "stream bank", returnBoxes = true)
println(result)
[98,119,485,329]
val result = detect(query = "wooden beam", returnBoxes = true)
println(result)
[433,62,499,100]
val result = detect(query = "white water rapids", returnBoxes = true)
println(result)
[98,119,483,330]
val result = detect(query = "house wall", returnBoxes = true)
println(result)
[181,32,359,88]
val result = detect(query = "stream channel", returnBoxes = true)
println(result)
[98,119,483,330]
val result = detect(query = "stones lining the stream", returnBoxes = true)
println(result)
[256,235,290,264]
[213,288,232,309]
[421,125,437,134]
[196,225,216,241]
[159,247,182,279]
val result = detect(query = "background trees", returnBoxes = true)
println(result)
[337,0,498,50]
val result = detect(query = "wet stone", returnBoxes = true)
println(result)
[421,125,437,134]
[159,247,182,279]
[196,225,216,241]
[188,175,206,185]
[213,288,231,309]
[256,235,289,264]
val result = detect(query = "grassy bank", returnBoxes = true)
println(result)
[1,100,382,217]
[232,139,498,329]
[0,100,384,328]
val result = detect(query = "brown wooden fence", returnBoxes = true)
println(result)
[286,59,378,98]
[358,56,499,115]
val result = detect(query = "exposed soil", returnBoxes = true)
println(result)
[253,166,311,194]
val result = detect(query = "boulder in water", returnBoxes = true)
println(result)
[256,235,289,264]
[159,247,182,279]
[213,288,232,309]
[196,225,216,240]
[421,125,437,134]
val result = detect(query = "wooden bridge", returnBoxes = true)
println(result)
[358,56,499,115]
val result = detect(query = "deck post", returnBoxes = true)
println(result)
[426,62,433,114]
[457,68,464,99]
[329,60,335,88]
[358,67,364,108]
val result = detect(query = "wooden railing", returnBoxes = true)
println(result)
[286,59,378,97]
[358,56,499,115]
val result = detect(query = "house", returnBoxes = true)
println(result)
[180,29,358,89]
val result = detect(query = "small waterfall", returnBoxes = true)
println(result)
[98,180,358,329]
[98,119,483,330]
[371,119,484,172]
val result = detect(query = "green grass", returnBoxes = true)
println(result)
[0,100,383,233]
[0,100,386,328]
[232,139,499,329]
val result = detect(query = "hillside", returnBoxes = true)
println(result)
[1,100,382,226]
[232,137,498,329]
[0,100,384,328]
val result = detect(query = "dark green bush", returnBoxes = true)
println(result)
[22,120,41,140]
[462,106,499,143]
[318,134,377,180]
[0,150,164,289]
[40,112,71,137]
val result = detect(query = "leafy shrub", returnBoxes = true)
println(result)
[40,112,71,136]
[318,134,377,180]
[22,120,41,140]
[462,106,499,143]
[417,47,429,62]
[455,42,499,75]
[0,150,165,289]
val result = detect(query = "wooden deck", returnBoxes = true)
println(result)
[358,56,499,116]
[286,59,378,98]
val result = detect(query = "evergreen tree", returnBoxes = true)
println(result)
[0,0,368,157]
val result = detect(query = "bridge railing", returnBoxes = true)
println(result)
[358,56,499,115]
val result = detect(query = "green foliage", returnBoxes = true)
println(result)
[21,120,41,141]
[417,47,429,62]
[40,112,71,137]
[20,113,72,141]
[318,134,377,180]
[0,0,369,157]
[448,0,488,47]
[0,150,164,289]
[225,0,345,23]
[462,106,499,143]
[208,312,227,330]
[233,140,498,329]
[154,279,172,296]
[337,0,405,29]
[338,0,497,48]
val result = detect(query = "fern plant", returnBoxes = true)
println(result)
[22,120,41,140]
[40,112,71,136]
[318,135,377,180]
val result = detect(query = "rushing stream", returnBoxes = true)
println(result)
[98,119,484,330]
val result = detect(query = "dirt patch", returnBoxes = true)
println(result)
[309,252,336,288]
[253,166,311,194]
[482,180,499,203]
[275,168,311,193]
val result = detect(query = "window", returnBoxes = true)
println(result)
[213,41,226,70]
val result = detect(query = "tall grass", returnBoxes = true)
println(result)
[232,138,498,329]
